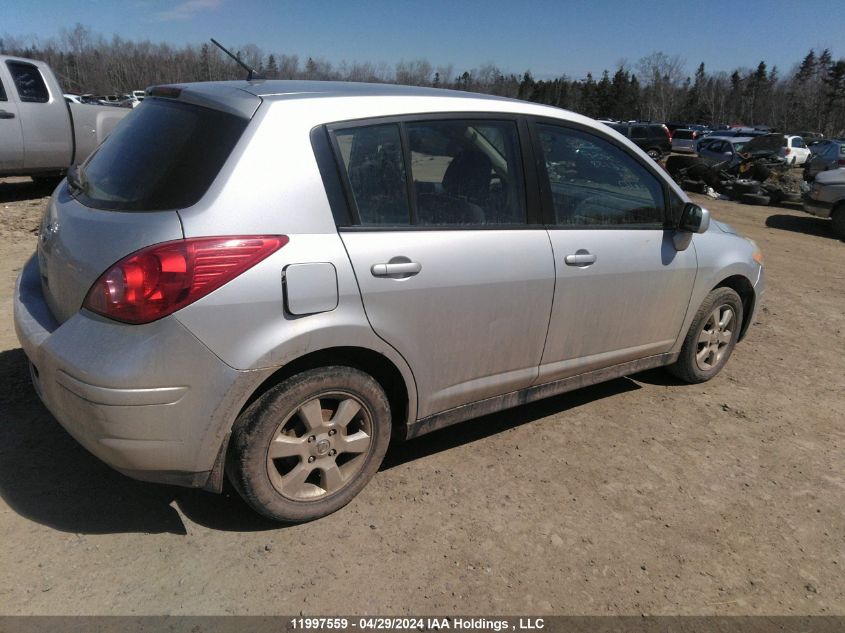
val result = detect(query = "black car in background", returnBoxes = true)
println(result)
[803,140,845,181]
[606,122,671,160]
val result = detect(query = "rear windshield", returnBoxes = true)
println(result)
[673,130,695,140]
[74,98,248,211]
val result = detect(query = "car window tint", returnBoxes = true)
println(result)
[76,99,247,211]
[406,120,526,225]
[334,124,411,226]
[0,77,6,101]
[708,141,724,153]
[5,61,49,103]
[631,126,649,138]
[538,124,665,227]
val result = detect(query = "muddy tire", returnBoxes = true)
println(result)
[668,287,743,384]
[227,366,392,523]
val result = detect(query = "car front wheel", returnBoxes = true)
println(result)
[227,366,392,522]
[668,287,744,383]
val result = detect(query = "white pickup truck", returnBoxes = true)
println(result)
[0,55,129,181]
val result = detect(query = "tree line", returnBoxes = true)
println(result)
[2,24,844,136]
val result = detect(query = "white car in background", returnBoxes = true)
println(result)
[782,135,811,166]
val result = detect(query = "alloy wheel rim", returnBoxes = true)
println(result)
[266,392,373,501]
[695,304,735,371]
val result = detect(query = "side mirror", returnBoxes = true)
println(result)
[679,202,710,234]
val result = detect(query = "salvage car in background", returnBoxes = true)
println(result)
[0,55,129,181]
[803,140,845,181]
[697,136,753,165]
[781,135,811,166]
[605,121,672,159]
[671,129,699,153]
[802,168,845,238]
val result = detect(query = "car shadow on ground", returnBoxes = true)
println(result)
[0,346,641,535]
[765,213,840,240]
[0,178,57,203]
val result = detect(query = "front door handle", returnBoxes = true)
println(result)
[564,250,597,267]
[0,110,15,119]
[371,261,422,277]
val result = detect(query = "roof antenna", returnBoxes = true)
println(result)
[210,38,264,81]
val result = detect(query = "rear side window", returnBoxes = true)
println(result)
[0,77,6,101]
[649,125,666,137]
[6,61,49,103]
[332,118,527,227]
[631,126,649,139]
[537,124,666,227]
[407,120,526,225]
[75,98,248,211]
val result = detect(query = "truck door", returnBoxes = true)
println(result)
[4,60,72,170]
[0,71,24,172]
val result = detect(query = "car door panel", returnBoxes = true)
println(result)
[331,117,555,419]
[532,121,698,383]
[341,230,555,417]
[539,229,696,383]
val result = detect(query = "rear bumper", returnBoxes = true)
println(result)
[13,254,262,488]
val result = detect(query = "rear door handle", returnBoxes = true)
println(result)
[371,261,422,277]
[0,110,15,119]
[564,251,597,266]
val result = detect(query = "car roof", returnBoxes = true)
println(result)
[149,79,597,125]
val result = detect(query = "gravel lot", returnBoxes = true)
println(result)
[0,176,842,615]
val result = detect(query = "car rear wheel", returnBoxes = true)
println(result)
[668,287,743,384]
[227,366,391,522]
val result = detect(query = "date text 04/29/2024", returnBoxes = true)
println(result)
[289,618,546,631]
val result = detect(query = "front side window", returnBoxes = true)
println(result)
[334,124,410,226]
[406,120,526,225]
[6,62,49,103]
[537,124,665,227]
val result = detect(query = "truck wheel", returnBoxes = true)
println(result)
[668,287,743,384]
[227,366,392,523]
[832,206,845,240]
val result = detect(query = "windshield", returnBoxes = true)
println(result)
[74,98,249,211]
[732,142,746,152]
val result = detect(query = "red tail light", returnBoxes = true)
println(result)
[84,235,288,324]
[838,159,845,166]
[785,148,791,155]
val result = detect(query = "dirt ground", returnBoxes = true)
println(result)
[0,175,842,616]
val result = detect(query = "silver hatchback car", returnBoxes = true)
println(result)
[14,81,765,522]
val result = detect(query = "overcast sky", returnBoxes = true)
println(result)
[4,0,843,79]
